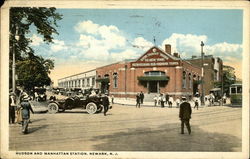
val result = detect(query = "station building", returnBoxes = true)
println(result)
[95,44,202,99]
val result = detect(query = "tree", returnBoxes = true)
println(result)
[16,55,54,91]
[214,65,236,95]
[9,7,62,89]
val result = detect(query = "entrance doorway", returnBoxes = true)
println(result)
[148,81,158,93]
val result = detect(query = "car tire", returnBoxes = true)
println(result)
[48,103,59,114]
[86,102,97,114]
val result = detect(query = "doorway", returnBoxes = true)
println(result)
[148,81,158,93]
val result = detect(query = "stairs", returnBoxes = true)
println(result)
[143,93,158,102]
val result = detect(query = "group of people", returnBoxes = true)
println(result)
[153,93,177,108]
[9,90,34,134]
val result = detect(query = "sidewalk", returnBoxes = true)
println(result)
[113,98,206,108]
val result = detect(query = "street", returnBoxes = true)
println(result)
[9,104,242,152]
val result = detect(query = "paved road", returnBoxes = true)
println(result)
[9,104,241,151]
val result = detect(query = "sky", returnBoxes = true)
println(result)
[28,9,243,86]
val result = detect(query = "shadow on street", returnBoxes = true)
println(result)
[91,123,241,152]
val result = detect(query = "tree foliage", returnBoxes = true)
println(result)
[214,65,236,95]
[9,7,62,90]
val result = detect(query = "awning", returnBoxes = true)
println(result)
[96,78,110,83]
[137,76,169,81]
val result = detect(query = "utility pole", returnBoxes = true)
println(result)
[200,41,205,105]
[12,26,19,94]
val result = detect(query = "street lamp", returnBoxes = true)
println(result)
[200,41,205,105]
[12,26,19,94]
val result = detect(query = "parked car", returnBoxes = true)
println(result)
[47,94,103,114]
[34,88,47,101]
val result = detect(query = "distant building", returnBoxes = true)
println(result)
[186,55,223,95]
[58,69,96,90]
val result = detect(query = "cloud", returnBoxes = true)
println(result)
[161,33,242,60]
[50,39,68,52]
[30,34,43,46]
[74,20,151,62]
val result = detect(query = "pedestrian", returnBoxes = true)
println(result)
[153,95,158,107]
[111,94,114,104]
[20,95,34,134]
[139,91,144,104]
[179,96,192,134]
[101,94,110,116]
[194,99,199,110]
[165,93,169,106]
[160,94,165,108]
[222,93,227,105]
[136,93,140,108]
[157,95,161,106]
[9,93,16,124]
[175,97,180,108]
[168,95,173,108]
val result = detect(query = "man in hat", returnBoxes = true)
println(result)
[20,95,34,134]
[179,96,192,134]
[9,93,16,124]
[101,93,110,116]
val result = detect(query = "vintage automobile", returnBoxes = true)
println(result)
[34,88,47,102]
[47,95,103,114]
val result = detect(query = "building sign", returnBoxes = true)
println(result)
[131,47,180,68]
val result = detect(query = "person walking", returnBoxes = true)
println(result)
[111,94,114,104]
[194,98,199,110]
[153,95,158,107]
[168,95,173,108]
[175,97,181,108]
[20,95,34,134]
[160,94,165,108]
[101,94,110,116]
[165,93,169,107]
[139,91,144,104]
[179,97,192,134]
[9,93,16,124]
[136,93,140,108]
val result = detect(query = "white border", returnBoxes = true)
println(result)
[1,1,249,159]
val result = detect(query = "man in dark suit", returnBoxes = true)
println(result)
[139,91,144,104]
[179,97,192,134]
[101,94,110,116]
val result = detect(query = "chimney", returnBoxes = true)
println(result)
[173,52,180,58]
[165,44,171,54]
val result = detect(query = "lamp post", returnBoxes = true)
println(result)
[200,41,205,105]
[12,26,19,94]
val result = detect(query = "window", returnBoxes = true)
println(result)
[87,78,90,86]
[231,87,236,94]
[182,71,186,88]
[113,73,118,88]
[237,86,242,94]
[82,79,85,87]
[92,77,95,86]
[189,73,192,89]
[144,71,165,76]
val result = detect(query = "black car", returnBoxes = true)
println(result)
[47,95,103,114]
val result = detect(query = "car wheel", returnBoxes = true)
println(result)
[48,103,59,114]
[86,102,97,114]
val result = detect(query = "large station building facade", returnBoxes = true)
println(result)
[95,45,202,98]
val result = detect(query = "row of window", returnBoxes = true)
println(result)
[182,71,200,89]
[59,77,95,88]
